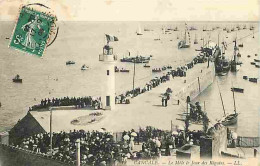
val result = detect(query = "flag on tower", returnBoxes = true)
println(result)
[105,34,119,42]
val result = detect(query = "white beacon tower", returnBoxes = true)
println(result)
[99,44,116,110]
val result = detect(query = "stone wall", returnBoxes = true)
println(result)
[176,63,215,102]
[0,144,72,166]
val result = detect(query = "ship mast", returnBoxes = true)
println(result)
[231,82,237,114]
[217,79,226,116]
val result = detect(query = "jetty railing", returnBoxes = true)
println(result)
[236,137,260,147]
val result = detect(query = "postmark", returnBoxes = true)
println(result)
[9,5,57,57]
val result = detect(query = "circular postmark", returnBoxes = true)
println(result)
[23,3,59,47]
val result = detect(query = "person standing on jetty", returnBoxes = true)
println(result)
[162,97,165,107]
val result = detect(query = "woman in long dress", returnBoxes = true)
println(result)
[21,15,43,49]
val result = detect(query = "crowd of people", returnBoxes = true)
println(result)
[29,96,102,111]
[188,102,209,125]
[11,125,209,165]
[115,54,208,107]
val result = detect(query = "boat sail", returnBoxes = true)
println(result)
[178,23,190,49]
[194,34,198,44]
[231,39,240,72]
[136,24,143,35]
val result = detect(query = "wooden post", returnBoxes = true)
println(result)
[171,120,173,133]
[132,57,136,97]
[49,107,53,155]
[76,139,80,166]
[198,77,201,93]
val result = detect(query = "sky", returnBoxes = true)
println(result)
[0,0,259,21]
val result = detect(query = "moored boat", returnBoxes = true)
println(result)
[13,75,22,83]
[81,64,89,70]
[66,61,75,65]
[231,88,244,93]
[249,78,258,83]
[143,64,150,68]
[221,113,238,126]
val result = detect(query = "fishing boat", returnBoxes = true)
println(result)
[217,80,238,126]
[231,40,240,72]
[215,47,230,75]
[136,24,143,35]
[143,64,150,68]
[173,26,178,31]
[152,68,161,72]
[231,87,244,93]
[254,59,260,62]
[189,26,197,31]
[194,34,198,44]
[81,64,89,70]
[251,62,256,65]
[243,76,248,80]
[255,64,260,68]
[13,75,22,83]
[221,113,238,126]
[120,56,150,63]
[66,61,75,65]
[238,43,243,47]
[249,78,258,83]
[120,69,130,72]
[178,25,190,49]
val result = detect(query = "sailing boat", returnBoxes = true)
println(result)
[231,39,239,72]
[217,80,238,126]
[173,26,178,31]
[178,24,190,49]
[194,34,198,44]
[136,24,143,35]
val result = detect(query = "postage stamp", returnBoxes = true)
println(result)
[9,6,56,57]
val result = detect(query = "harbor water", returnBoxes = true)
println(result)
[0,21,259,137]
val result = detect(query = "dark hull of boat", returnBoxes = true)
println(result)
[231,88,244,93]
[120,70,130,72]
[13,79,22,83]
[254,59,260,62]
[222,113,238,126]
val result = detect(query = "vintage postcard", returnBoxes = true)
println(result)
[0,0,259,166]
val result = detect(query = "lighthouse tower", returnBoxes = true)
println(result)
[99,44,116,110]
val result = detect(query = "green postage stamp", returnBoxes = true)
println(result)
[9,6,56,57]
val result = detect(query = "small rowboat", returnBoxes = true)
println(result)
[144,64,150,68]
[66,61,75,65]
[243,76,248,80]
[120,69,130,72]
[152,69,161,72]
[249,78,258,83]
[13,75,22,83]
[221,113,238,126]
[231,88,244,93]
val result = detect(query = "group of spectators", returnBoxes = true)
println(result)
[187,102,209,124]
[29,96,102,111]
[12,125,209,165]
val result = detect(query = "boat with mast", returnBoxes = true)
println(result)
[136,24,143,35]
[178,24,191,49]
[194,34,198,44]
[231,39,240,72]
[217,79,238,126]
[215,39,230,76]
